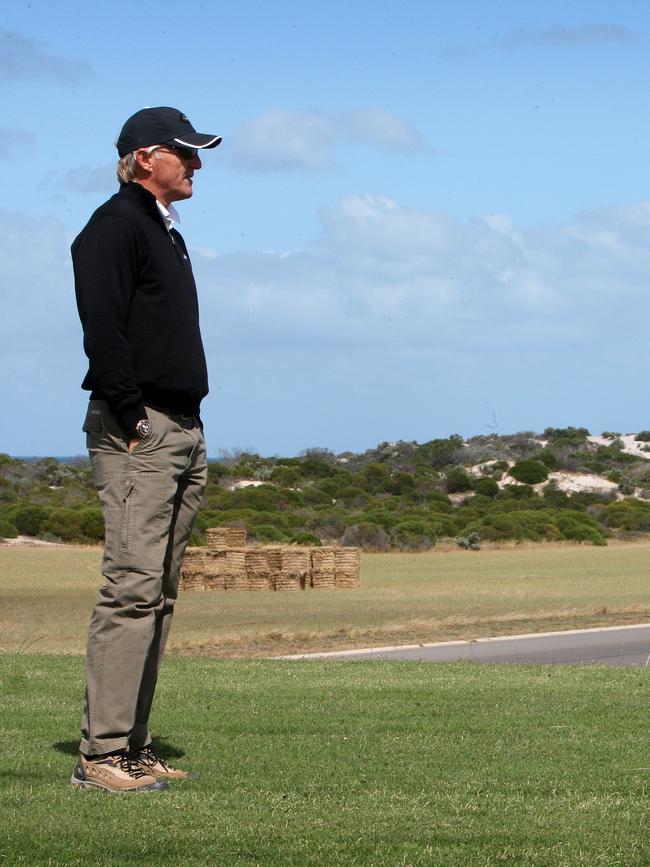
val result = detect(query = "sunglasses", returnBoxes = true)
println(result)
[146,144,198,160]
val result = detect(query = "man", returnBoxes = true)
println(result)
[70,107,221,793]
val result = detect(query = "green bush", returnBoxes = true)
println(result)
[444,467,475,493]
[509,459,549,485]
[390,520,435,551]
[11,504,51,536]
[290,532,321,546]
[0,519,19,539]
[340,522,390,551]
[270,466,301,486]
[475,478,499,498]
[250,525,288,543]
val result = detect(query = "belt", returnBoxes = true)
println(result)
[147,405,199,428]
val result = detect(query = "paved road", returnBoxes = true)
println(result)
[284,624,650,667]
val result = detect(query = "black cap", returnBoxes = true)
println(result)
[116,107,222,157]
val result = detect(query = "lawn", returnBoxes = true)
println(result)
[1,654,649,866]
[2,542,650,656]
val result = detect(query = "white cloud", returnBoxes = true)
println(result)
[500,23,637,50]
[194,194,650,351]
[0,129,35,157]
[442,22,637,59]
[5,195,650,454]
[39,163,116,197]
[228,107,428,173]
[0,29,91,83]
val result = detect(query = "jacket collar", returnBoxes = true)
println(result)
[119,181,167,230]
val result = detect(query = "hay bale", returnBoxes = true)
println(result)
[203,551,226,591]
[334,547,361,588]
[274,547,310,590]
[224,548,247,591]
[245,549,273,591]
[311,547,336,590]
[179,547,206,591]
[206,526,247,551]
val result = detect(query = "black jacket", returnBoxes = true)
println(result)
[72,182,209,435]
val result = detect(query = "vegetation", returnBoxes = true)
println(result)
[4,543,650,657]
[2,654,650,866]
[4,426,650,549]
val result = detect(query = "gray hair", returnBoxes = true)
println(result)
[116,152,138,185]
[116,146,161,184]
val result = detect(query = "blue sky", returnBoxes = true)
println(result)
[3,0,650,456]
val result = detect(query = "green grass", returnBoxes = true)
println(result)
[1,654,650,866]
[3,543,650,656]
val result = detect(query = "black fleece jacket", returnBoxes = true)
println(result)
[72,182,209,436]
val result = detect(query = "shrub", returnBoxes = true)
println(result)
[270,466,301,486]
[0,519,19,539]
[250,525,288,543]
[475,478,499,498]
[12,504,50,537]
[500,484,535,499]
[444,467,475,493]
[390,520,435,551]
[543,427,590,446]
[635,431,650,442]
[290,532,321,546]
[509,459,549,485]
[340,522,390,551]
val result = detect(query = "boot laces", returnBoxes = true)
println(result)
[132,744,170,772]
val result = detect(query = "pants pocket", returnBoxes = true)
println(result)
[120,480,135,553]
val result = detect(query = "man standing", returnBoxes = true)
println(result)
[71,107,221,792]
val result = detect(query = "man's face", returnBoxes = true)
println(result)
[146,146,202,206]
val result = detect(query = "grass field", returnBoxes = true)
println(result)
[3,542,650,656]
[1,654,650,866]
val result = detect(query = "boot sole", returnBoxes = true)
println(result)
[70,774,168,793]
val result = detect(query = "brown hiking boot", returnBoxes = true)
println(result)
[70,751,168,792]
[130,744,194,780]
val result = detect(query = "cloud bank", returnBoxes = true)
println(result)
[5,194,650,453]
[0,29,91,83]
[228,107,428,172]
[442,22,637,59]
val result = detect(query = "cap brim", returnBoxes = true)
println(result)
[170,133,222,149]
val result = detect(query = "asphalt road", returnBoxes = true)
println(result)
[285,624,650,667]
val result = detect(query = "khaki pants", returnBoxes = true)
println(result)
[80,400,207,756]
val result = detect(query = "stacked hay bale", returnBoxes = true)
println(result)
[245,548,275,591]
[178,547,206,591]
[334,547,361,589]
[311,547,337,590]
[180,527,360,591]
[275,548,311,591]
[206,527,246,549]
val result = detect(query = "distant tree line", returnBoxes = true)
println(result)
[3,426,650,549]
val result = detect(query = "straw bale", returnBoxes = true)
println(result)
[263,547,284,572]
[206,526,247,551]
[309,546,336,590]
[225,549,246,573]
[311,547,336,573]
[245,549,273,591]
[179,547,206,591]
[204,572,226,591]
[280,548,311,576]
[273,573,300,591]
[311,570,336,590]
[334,547,361,588]
[246,549,272,576]
[179,568,205,591]
[247,574,274,592]
[224,572,249,592]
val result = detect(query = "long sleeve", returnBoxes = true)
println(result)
[72,215,148,434]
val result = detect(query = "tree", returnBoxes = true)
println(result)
[509,459,549,485]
